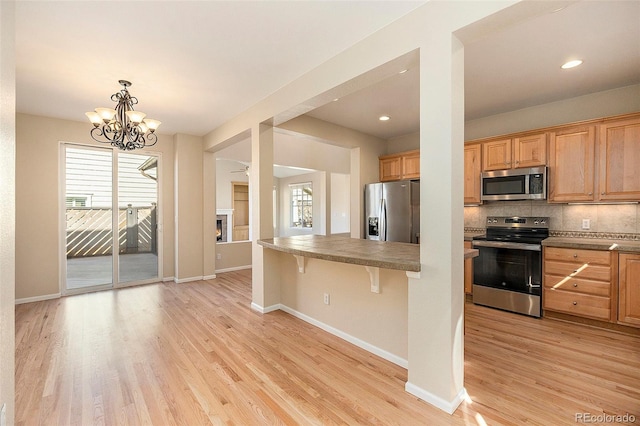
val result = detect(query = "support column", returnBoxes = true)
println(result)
[174,134,204,282]
[405,34,465,414]
[0,1,16,424]
[250,123,279,312]
[202,151,216,280]
[324,172,331,235]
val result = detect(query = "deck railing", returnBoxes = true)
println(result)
[66,205,157,258]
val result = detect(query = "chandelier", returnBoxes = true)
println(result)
[85,80,161,150]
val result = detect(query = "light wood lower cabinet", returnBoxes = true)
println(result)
[543,247,614,321]
[618,253,640,328]
[464,241,473,294]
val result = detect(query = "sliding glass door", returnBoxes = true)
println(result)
[63,144,160,293]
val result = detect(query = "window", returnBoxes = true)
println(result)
[290,182,312,228]
[65,195,90,207]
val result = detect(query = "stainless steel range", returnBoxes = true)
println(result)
[472,216,549,317]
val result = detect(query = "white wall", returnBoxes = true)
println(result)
[330,173,350,234]
[465,84,640,141]
[215,158,249,210]
[0,1,15,423]
[15,114,176,299]
[384,84,640,154]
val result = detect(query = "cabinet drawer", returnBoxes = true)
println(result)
[544,247,611,265]
[543,274,610,297]
[544,289,610,320]
[544,261,611,282]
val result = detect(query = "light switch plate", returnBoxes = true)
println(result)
[582,219,590,230]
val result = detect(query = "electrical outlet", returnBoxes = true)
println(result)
[323,293,330,305]
[216,253,222,260]
[582,219,590,230]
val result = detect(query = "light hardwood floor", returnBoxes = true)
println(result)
[16,270,640,425]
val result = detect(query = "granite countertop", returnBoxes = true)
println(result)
[464,231,484,241]
[542,237,640,253]
[258,235,478,273]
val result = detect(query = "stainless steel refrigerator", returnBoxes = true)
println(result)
[364,180,419,243]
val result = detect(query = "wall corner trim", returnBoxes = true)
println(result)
[404,382,466,414]
[250,302,281,314]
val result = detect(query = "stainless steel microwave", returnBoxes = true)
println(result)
[481,166,546,201]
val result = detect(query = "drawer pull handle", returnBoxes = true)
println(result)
[573,254,578,258]
[573,301,577,305]
[573,283,578,287]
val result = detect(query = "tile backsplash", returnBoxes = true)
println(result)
[464,201,640,234]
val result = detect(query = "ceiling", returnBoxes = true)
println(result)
[15,1,640,142]
[308,1,640,139]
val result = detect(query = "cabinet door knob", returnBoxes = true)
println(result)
[573,283,578,287]
[588,192,593,196]
[573,254,578,258]
[601,192,605,195]
[573,301,577,305]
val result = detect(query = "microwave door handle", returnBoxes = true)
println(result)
[524,173,530,195]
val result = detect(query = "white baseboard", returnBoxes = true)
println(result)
[203,274,217,280]
[404,382,466,414]
[174,276,204,284]
[279,304,408,369]
[250,302,281,314]
[215,265,252,273]
[162,276,175,282]
[15,293,61,305]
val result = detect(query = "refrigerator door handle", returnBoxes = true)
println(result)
[380,198,387,241]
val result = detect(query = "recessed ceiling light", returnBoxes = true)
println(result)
[399,69,408,74]
[333,98,339,102]
[561,60,583,69]
[379,115,390,121]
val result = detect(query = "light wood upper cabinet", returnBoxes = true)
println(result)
[402,151,420,180]
[464,143,482,205]
[598,116,640,201]
[482,133,546,171]
[514,133,547,168]
[548,125,596,202]
[379,150,419,181]
[482,138,512,171]
[619,253,640,328]
[379,156,402,182]
[548,115,640,203]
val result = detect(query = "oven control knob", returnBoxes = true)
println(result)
[534,220,539,225]
[492,219,498,223]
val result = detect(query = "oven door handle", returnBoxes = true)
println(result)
[472,240,541,252]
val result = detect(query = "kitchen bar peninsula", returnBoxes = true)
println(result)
[256,234,478,367]
[258,234,479,272]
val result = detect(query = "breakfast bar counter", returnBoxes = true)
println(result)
[258,234,479,273]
